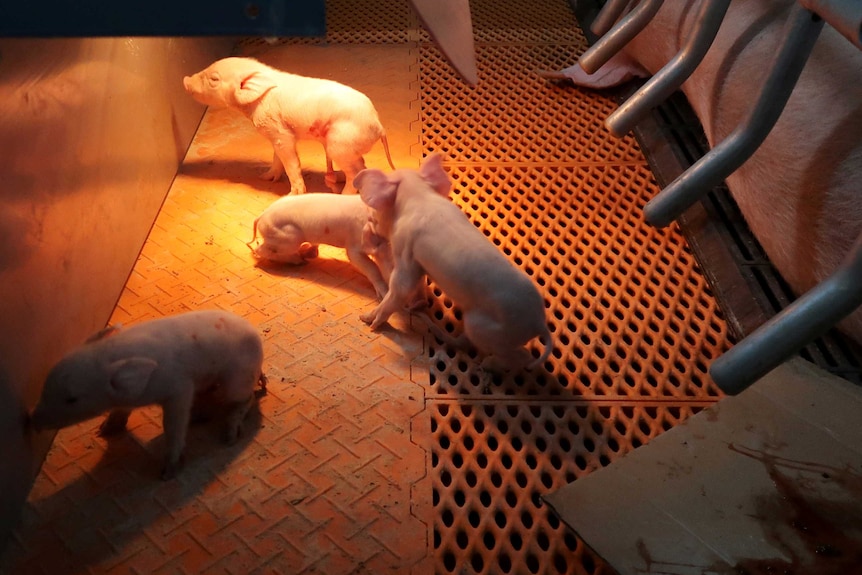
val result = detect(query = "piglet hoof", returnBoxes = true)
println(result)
[359,311,375,326]
[161,456,184,481]
[259,168,282,182]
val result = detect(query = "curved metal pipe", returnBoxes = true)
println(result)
[578,0,665,75]
[605,0,731,138]
[643,5,825,228]
[711,230,862,395]
[590,0,633,38]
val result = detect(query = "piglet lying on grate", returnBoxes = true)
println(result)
[183,57,395,195]
[356,154,553,373]
[30,310,266,480]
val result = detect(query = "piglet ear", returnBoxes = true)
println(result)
[107,358,158,400]
[356,169,398,210]
[234,71,276,106]
[418,154,452,197]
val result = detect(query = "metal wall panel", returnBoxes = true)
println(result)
[0,36,232,551]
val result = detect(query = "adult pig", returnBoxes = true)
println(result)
[183,57,395,195]
[356,154,553,372]
[248,193,392,299]
[30,310,265,479]
[559,0,862,344]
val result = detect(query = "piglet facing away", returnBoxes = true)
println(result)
[356,154,553,372]
[248,193,392,300]
[30,310,266,480]
[183,57,395,195]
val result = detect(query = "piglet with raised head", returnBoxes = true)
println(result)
[183,57,395,195]
[30,310,265,479]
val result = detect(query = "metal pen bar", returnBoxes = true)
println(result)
[800,0,862,49]
[605,0,731,138]
[590,0,633,38]
[643,5,825,228]
[578,0,665,75]
[710,230,862,395]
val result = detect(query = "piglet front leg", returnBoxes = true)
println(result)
[361,260,424,328]
[260,151,285,182]
[160,392,194,480]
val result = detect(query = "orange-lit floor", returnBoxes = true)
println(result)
[2,0,730,573]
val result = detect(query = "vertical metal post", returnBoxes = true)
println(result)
[605,0,731,138]
[642,5,825,228]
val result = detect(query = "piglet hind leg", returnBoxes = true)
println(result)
[328,146,366,195]
[98,408,132,437]
[465,310,535,374]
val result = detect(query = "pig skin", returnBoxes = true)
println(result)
[30,310,265,479]
[356,154,553,373]
[183,57,395,195]
[563,0,862,345]
[248,192,392,299]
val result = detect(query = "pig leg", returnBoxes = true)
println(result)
[464,310,533,373]
[327,137,367,195]
[414,310,472,350]
[346,245,389,299]
[324,156,342,193]
[360,259,424,329]
[261,151,284,182]
[261,131,306,195]
[98,408,132,437]
[160,391,194,480]
[220,369,260,444]
[222,394,254,445]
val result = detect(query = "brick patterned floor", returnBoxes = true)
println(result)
[3,38,433,575]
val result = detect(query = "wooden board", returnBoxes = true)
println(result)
[544,357,862,574]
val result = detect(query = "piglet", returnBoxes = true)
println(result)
[30,310,266,480]
[356,154,553,372]
[248,193,392,299]
[183,57,395,195]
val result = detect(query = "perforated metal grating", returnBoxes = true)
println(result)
[419,45,645,165]
[431,401,708,574]
[416,0,730,573]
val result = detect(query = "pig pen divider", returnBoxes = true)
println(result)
[577,0,862,394]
